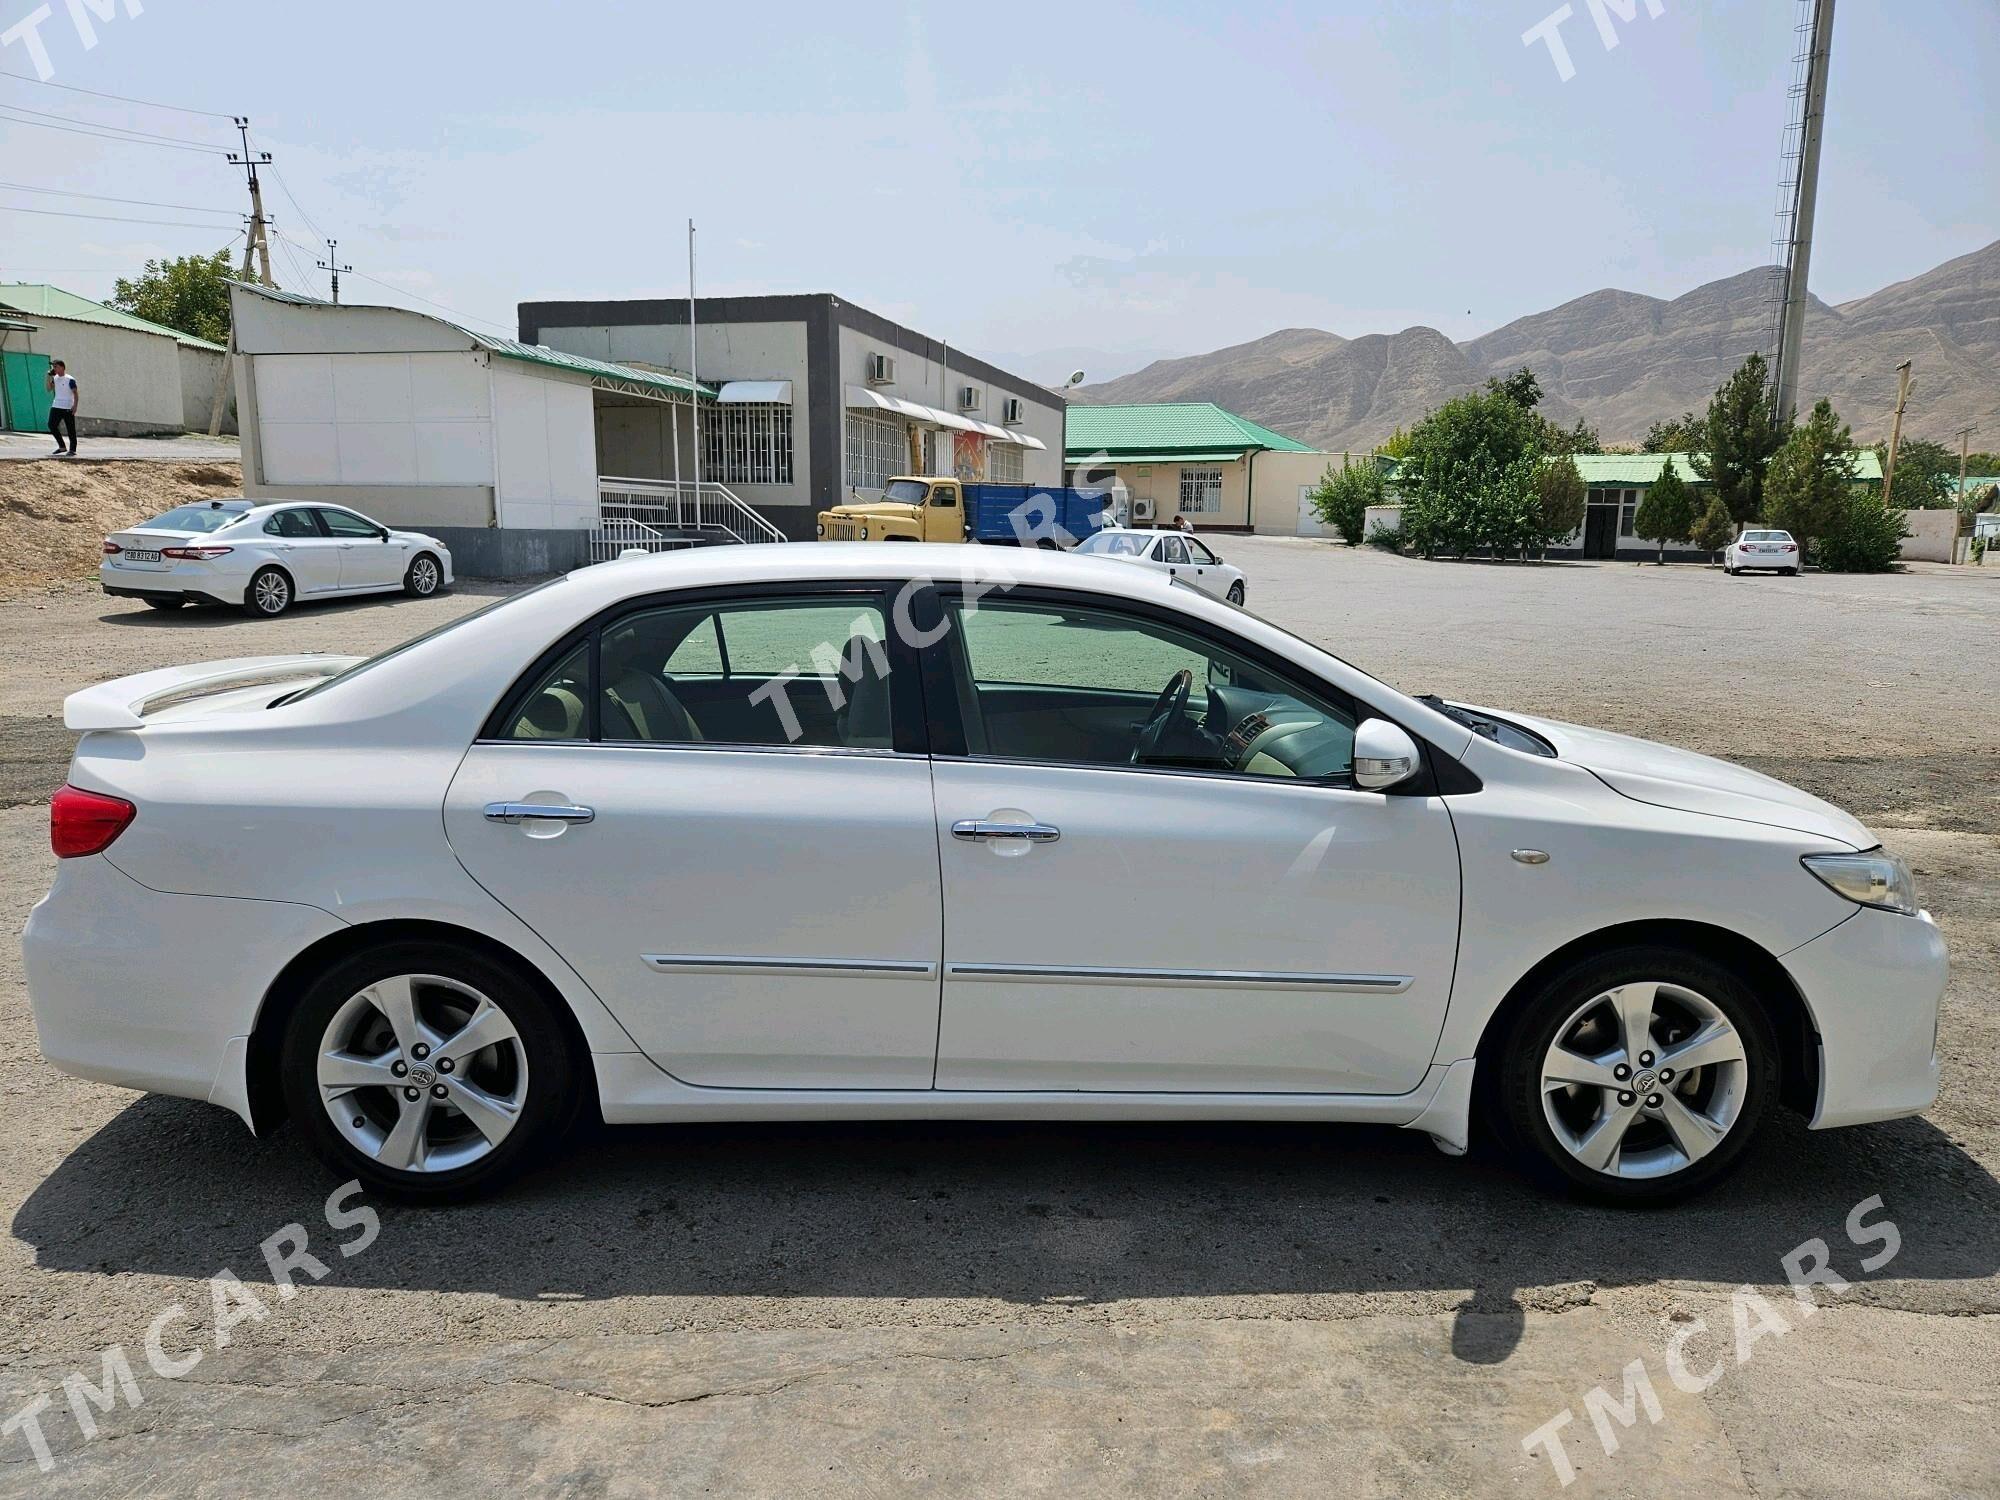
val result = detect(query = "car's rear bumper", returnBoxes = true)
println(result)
[100,561,242,606]
[22,853,344,1128]
[1783,906,1947,1129]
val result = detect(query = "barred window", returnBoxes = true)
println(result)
[1179,467,1223,514]
[845,411,906,491]
[988,442,1024,484]
[701,403,794,486]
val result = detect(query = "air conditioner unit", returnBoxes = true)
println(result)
[1132,496,1157,523]
[1002,397,1024,424]
[958,385,980,411]
[867,353,895,385]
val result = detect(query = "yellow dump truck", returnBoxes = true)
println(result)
[817,477,1111,547]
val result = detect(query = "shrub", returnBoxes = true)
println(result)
[1365,520,1406,552]
[1308,459,1381,546]
[1815,491,1909,573]
[1689,494,1735,557]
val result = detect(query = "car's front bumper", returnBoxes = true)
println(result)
[23,852,344,1129]
[1783,906,1947,1129]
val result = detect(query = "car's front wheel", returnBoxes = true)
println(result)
[1494,946,1776,1205]
[404,552,443,598]
[279,941,581,1201]
[245,565,293,617]
[1226,580,1246,606]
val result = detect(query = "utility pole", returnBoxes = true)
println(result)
[1955,424,1976,564]
[316,239,352,304]
[226,117,276,288]
[1771,0,1835,428]
[1881,359,1913,507]
[688,219,700,519]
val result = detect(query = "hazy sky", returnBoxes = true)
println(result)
[1,0,1992,378]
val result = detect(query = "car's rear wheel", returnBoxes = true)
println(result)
[1494,946,1776,1205]
[245,565,293,617]
[143,596,186,610]
[404,552,443,598]
[279,941,580,1201]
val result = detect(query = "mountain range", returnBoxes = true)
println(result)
[1075,241,2000,451]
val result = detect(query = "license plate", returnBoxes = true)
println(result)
[121,550,161,562]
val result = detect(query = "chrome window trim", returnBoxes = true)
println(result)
[945,963,1411,994]
[644,955,938,979]
[470,737,910,761]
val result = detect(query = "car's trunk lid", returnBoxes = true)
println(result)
[64,655,361,732]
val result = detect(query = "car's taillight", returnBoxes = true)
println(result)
[1781,544,1796,552]
[50,785,136,859]
[161,546,233,560]
[102,540,121,555]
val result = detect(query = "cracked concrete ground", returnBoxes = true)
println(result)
[1,541,1997,1497]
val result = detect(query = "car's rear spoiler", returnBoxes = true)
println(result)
[63,655,361,731]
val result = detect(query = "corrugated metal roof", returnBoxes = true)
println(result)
[1571,450,1884,485]
[232,282,714,399]
[1065,402,1316,460]
[0,282,227,352]
[1070,452,1250,466]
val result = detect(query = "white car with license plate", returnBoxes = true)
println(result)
[25,545,1944,1205]
[102,499,453,616]
[1724,528,1801,576]
[1076,526,1248,604]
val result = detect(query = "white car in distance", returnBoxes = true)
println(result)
[25,545,1944,1206]
[102,499,454,617]
[1724,528,1801,576]
[1076,526,1248,604]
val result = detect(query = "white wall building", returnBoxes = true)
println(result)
[0,282,234,437]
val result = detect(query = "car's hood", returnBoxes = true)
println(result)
[390,529,444,547]
[1471,706,1875,850]
[825,502,918,518]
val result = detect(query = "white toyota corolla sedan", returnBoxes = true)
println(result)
[1724,528,1801,576]
[25,546,1944,1205]
[101,499,453,616]
[1075,526,1248,604]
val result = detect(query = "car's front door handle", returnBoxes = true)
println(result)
[484,801,596,825]
[952,819,1060,844]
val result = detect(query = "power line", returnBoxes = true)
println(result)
[0,104,230,155]
[0,203,244,230]
[262,161,326,243]
[0,97,228,149]
[0,180,238,216]
[0,68,233,120]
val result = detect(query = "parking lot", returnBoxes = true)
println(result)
[2,537,1997,1497]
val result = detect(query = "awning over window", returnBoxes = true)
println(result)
[716,380,793,404]
[846,385,1042,446]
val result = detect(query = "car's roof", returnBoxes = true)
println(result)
[1090,527,1169,539]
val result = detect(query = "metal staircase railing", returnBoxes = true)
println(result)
[595,476,787,550]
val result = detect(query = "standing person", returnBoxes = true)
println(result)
[46,360,79,458]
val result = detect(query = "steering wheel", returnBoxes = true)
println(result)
[1131,668,1194,765]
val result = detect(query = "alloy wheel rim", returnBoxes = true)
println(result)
[256,573,289,612]
[1539,980,1747,1180]
[316,974,529,1174]
[413,558,437,593]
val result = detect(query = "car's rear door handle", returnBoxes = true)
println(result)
[952,819,1060,844]
[485,801,595,825]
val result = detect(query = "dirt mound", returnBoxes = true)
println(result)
[0,460,243,595]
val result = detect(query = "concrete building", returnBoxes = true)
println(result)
[1063,403,1337,534]
[0,282,235,437]
[227,282,762,577]
[519,294,1064,539]
[1560,451,1883,560]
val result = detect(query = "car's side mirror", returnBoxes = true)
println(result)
[1353,718,1422,791]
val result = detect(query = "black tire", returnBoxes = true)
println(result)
[403,551,444,598]
[1035,537,1061,551]
[244,565,293,617]
[1226,581,1246,606]
[143,597,187,610]
[279,940,582,1203]
[1492,945,1777,1207]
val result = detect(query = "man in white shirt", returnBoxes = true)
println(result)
[46,360,79,457]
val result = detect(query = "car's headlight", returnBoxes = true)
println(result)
[1802,851,1918,916]
[816,522,826,537]
[860,527,869,539]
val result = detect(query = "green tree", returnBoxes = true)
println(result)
[1378,425,1415,460]
[1642,411,1706,454]
[1488,367,1543,409]
[1690,353,1783,526]
[1309,459,1382,546]
[1816,491,1910,573]
[110,250,234,345]
[1765,398,1860,563]
[1398,384,1544,558]
[1878,437,1956,509]
[1534,453,1587,554]
[1631,459,1697,563]
[1689,493,1736,559]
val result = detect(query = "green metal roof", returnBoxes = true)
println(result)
[1065,402,1316,461]
[232,282,714,400]
[1072,451,1252,466]
[1570,450,1883,485]
[0,282,226,352]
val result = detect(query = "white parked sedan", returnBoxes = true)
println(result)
[101,499,453,616]
[25,545,1943,1205]
[1076,526,1248,604]
[1724,528,1801,576]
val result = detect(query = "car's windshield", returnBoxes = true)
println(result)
[141,504,248,534]
[881,480,929,504]
[275,579,565,705]
[1079,533,1148,557]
